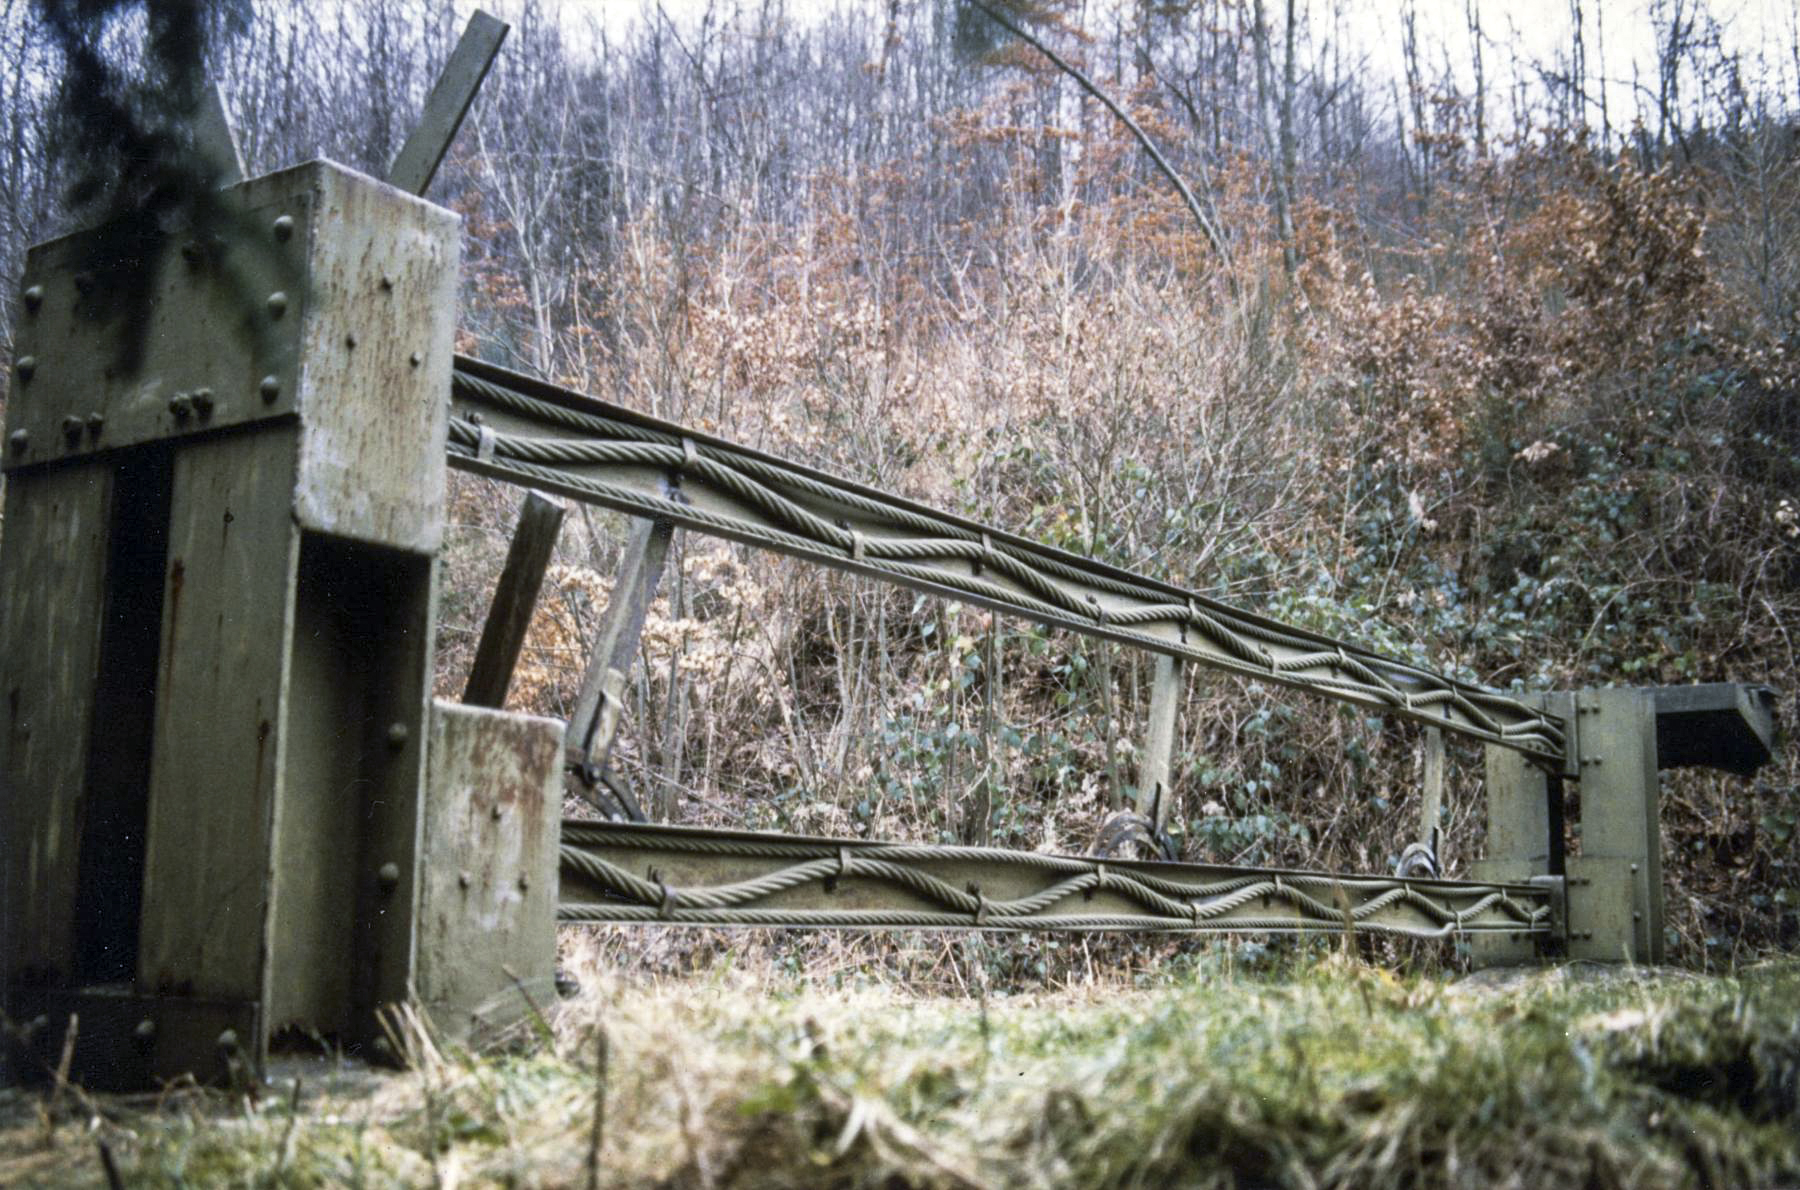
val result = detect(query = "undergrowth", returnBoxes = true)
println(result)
[5,946,1798,1188]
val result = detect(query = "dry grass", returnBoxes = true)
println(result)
[5,939,1797,1188]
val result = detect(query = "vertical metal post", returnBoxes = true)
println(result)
[1567,687,1663,963]
[1136,654,1183,831]
[1418,726,1445,850]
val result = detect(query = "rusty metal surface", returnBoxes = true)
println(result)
[291,161,459,553]
[0,463,113,989]
[418,701,561,1043]
[135,428,300,1004]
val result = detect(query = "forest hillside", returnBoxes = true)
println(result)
[0,0,1796,970]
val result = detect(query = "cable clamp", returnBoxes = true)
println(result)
[850,531,866,562]
[974,891,989,926]
[837,846,852,880]
[656,875,677,919]
[681,436,699,474]
[977,533,994,576]
[476,426,498,462]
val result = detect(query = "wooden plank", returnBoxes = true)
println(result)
[387,10,510,196]
[1135,654,1183,830]
[0,463,113,988]
[1572,688,1664,963]
[137,428,300,1004]
[464,490,566,708]
[566,516,675,777]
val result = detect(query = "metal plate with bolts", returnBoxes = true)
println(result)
[3,187,310,470]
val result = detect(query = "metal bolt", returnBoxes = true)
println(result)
[259,375,281,403]
[379,273,394,291]
[378,861,401,892]
[490,804,503,821]
[267,291,289,318]
[169,393,193,420]
[191,388,215,417]
[272,214,295,241]
[134,1018,156,1046]
[62,415,83,443]
[16,356,35,382]
[409,351,423,368]
[8,429,27,455]
[518,873,531,892]
[216,1029,239,1052]
[1632,911,1643,921]
[22,285,42,312]
[386,721,408,749]
[458,871,472,890]
[86,412,103,438]
[345,332,358,349]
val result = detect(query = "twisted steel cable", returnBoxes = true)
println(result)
[449,360,1566,761]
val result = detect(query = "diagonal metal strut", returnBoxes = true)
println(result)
[447,356,1566,766]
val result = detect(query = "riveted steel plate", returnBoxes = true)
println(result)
[3,187,310,470]
[417,700,561,1043]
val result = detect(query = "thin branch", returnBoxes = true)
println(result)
[964,0,1232,269]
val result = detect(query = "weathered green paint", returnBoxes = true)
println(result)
[417,701,561,1042]
[1569,688,1664,963]
[1,184,308,469]
[0,462,113,986]
[137,427,299,1010]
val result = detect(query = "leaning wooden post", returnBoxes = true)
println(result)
[463,489,566,709]
[565,515,677,817]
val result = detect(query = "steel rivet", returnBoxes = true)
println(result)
[22,285,42,312]
[267,291,288,318]
[378,861,402,892]
[86,412,103,438]
[259,375,281,403]
[217,1029,239,1052]
[409,351,423,368]
[458,871,472,890]
[62,415,83,443]
[1629,863,1638,873]
[1632,911,1642,921]
[16,356,35,382]
[134,1018,156,1047]
[379,273,394,291]
[8,429,27,454]
[272,214,295,241]
[345,332,358,349]
[192,389,214,417]
[169,393,193,420]
[386,721,408,749]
